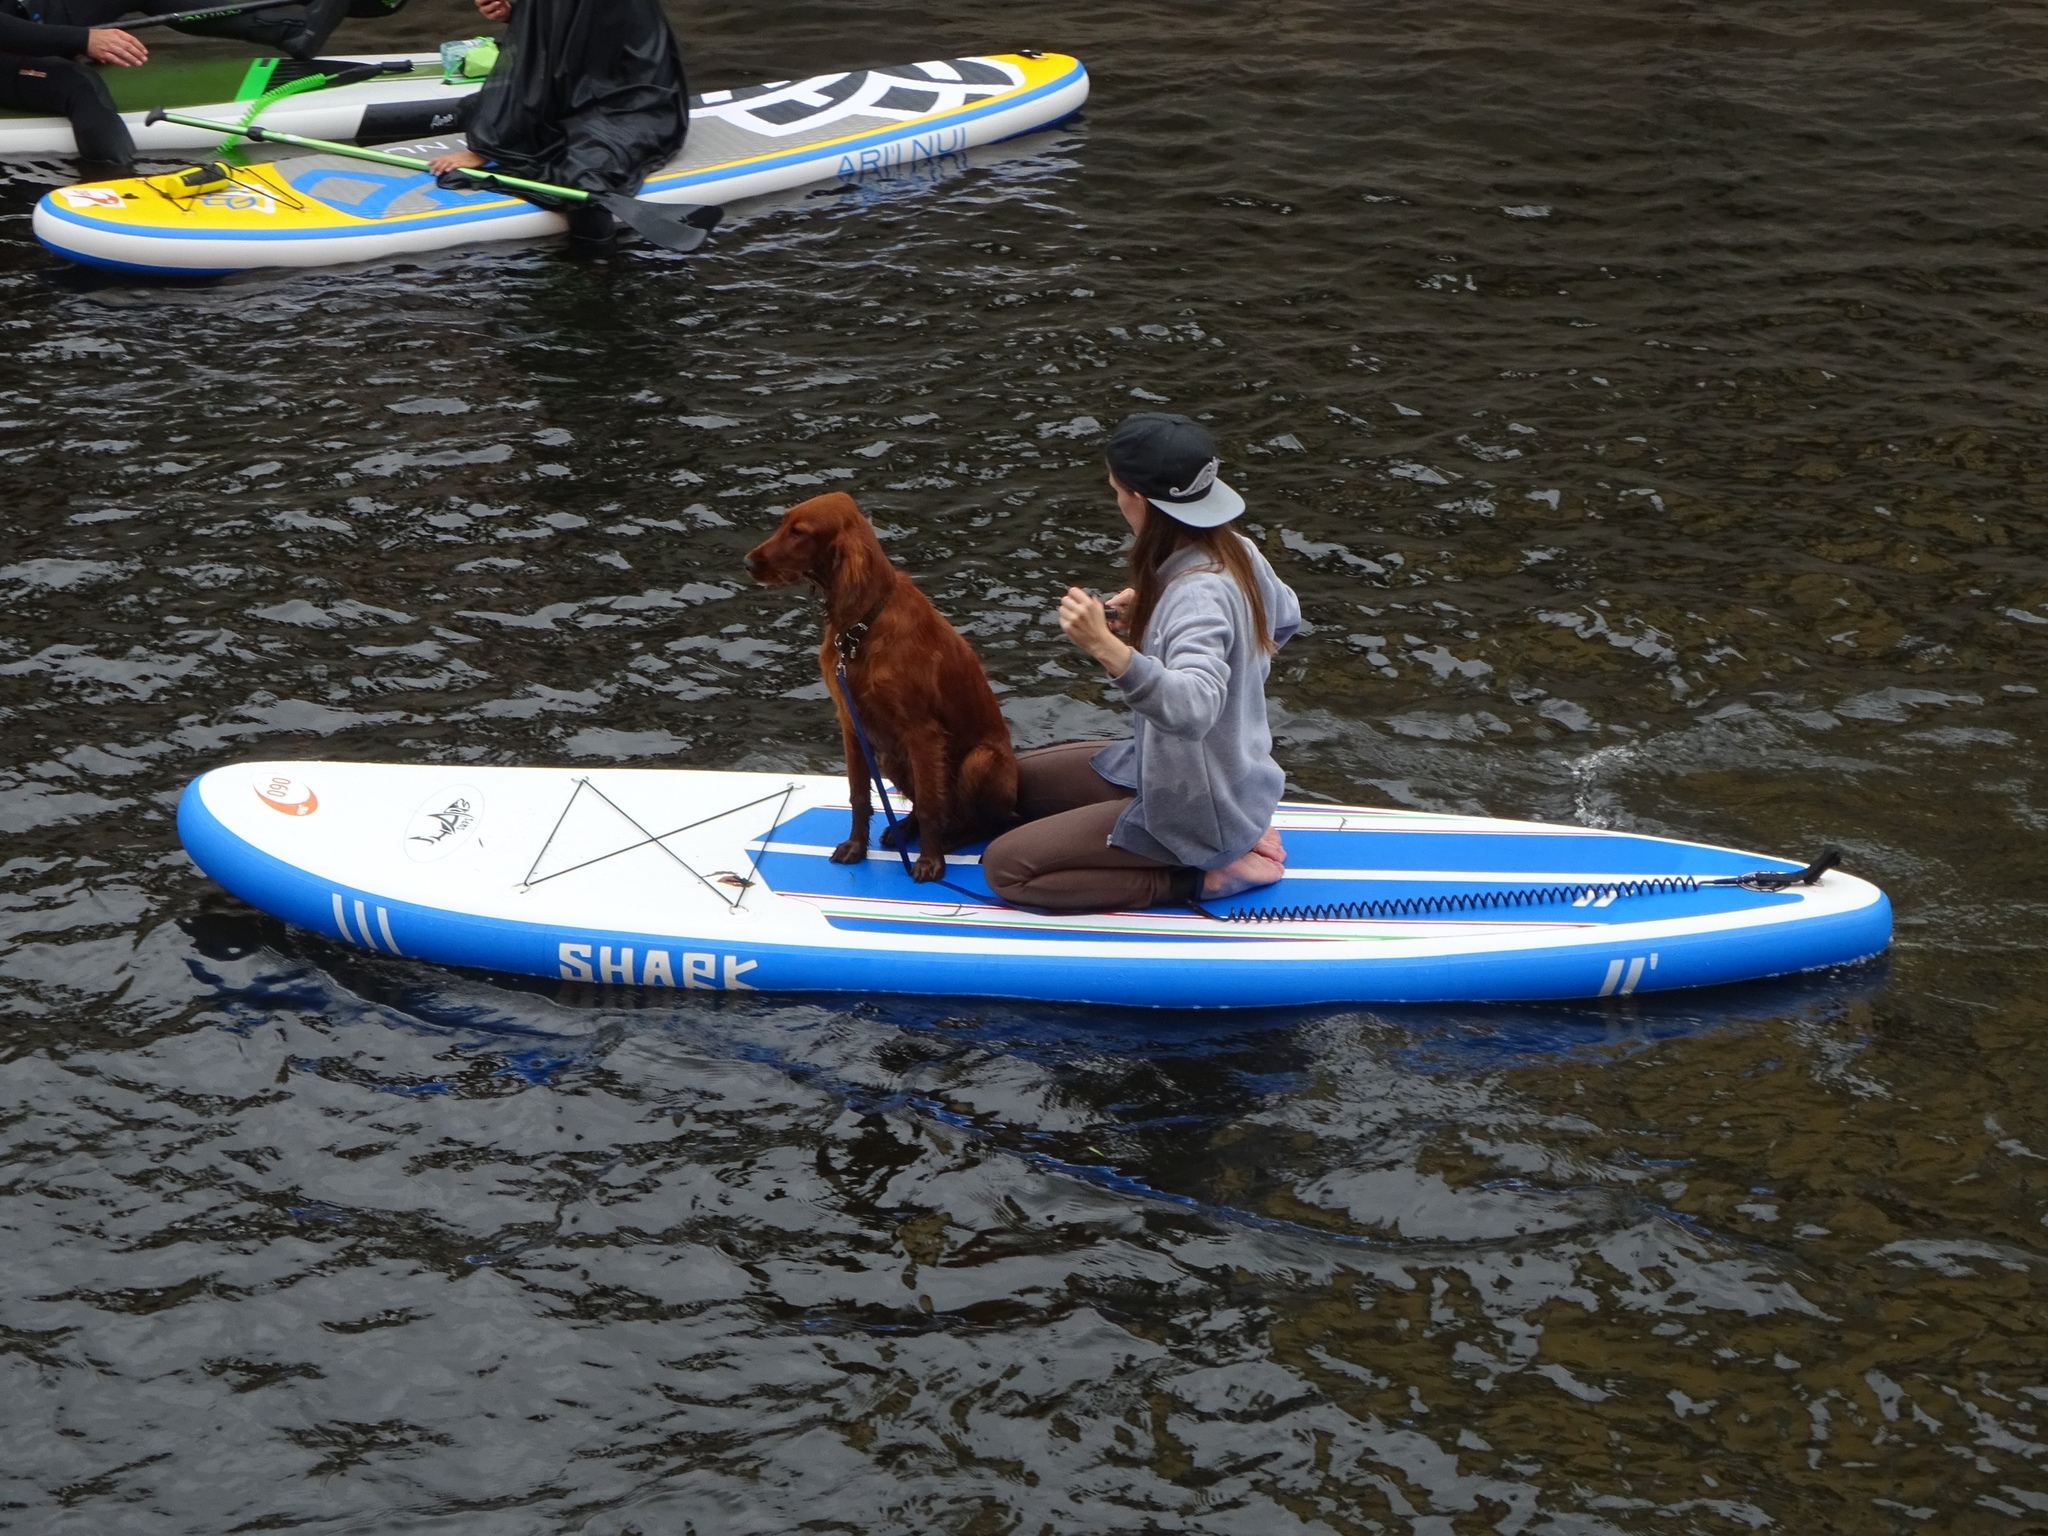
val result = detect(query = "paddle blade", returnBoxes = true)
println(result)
[596,195,722,254]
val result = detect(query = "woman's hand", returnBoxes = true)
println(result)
[1103,587,1135,634]
[85,27,147,66]
[1058,587,1133,677]
[474,0,512,19]
[428,149,488,175]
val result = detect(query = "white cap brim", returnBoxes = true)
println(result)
[1148,476,1244,528]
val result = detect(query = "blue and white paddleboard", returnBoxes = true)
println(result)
[179,761,1892,1008]
[35,52,1088,275]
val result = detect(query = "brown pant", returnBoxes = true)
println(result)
[982,740,1187,912]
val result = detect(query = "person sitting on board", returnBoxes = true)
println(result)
[982,413,1302,914]
[0,1,149,169]
[425,0,688,243]
[0,0,358,175]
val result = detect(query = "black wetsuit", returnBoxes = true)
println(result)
[0,0,352,164]
[8,0,350,54]
[0,3,131,164]
[145,0,353,59]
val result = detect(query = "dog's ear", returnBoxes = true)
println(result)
[837,498,892,594]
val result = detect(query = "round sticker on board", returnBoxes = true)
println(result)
[404,784,485,863]
[254,773,318,816]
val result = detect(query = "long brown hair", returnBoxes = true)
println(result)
[1123,501,1274,655]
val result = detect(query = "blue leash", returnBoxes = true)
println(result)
[834,657,917,880]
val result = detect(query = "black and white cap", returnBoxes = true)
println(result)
[1105,412,1245,528]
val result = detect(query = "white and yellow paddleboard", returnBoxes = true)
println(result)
[34,52,1089,275]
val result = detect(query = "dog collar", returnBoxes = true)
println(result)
[831,590,892,668]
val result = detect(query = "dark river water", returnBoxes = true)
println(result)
[3,0,2047,1530]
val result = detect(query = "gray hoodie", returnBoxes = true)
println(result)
[1091,535,1302,871]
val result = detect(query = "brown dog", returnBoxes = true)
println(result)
[744,492,1018,881]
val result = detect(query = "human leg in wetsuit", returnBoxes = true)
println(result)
[146,0,356,62]
[0,5,142,167]
[0,0,369,168]
[0,52,132,164]
[28,0,361,62]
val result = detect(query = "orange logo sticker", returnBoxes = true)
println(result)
[254,774,318,816]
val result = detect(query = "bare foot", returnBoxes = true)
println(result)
[1252,825,1286,865]
[1202,849,1286,901]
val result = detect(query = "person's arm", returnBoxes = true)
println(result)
[1111,602,1233,739]
[1243,534,1301,649]
[1060,579,1237,736]
[1268,578,1302,649]
[0,10,92,55]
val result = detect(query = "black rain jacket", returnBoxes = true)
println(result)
[466,0,687,194]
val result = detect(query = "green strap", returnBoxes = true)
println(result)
[231,57,278,103]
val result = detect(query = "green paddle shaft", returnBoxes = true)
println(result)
[142,107,596,206]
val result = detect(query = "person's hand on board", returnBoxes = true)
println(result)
[84,27,147,66]
[428,149,488,174]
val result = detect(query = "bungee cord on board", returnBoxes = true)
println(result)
[518,777,795,911]
[1192,848,1842,924]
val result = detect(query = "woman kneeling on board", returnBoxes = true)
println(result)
[984,413,1301,913]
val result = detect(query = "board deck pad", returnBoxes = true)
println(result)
[33,52,1092,274]
[178,761,1891,1009]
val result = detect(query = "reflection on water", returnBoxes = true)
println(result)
[2,0,2046,1528]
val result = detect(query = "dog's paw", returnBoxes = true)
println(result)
[829,838,869,865]
[912,853,947,883]
[878,814,920,851]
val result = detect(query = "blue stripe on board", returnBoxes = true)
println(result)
[762,804,1795,878]
[817,916,1277,944]
[1271,828,1788,878]
[37,60,1088,249]
[753,804,1796,926]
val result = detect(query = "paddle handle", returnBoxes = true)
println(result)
[143,107,593,205]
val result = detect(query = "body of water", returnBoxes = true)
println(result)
[2,0,2045,1530]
